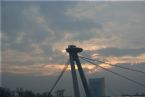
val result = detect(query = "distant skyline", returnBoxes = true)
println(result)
[1,1,145,96]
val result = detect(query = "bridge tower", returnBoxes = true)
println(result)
[66,45,91,97]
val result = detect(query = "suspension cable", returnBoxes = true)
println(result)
[48,60,69,96]
[82,61,117,96]
[80,57,145,88]
[79,55,145,74]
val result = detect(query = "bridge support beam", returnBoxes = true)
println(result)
[66,45,91,97]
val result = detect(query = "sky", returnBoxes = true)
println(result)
[1,1,145,97]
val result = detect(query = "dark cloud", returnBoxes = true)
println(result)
[1,2,102,67]
[96,48,145,57]
[2,2,26,40]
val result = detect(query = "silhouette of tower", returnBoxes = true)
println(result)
[66,45,91,97]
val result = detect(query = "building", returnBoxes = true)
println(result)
[89,78,105,97]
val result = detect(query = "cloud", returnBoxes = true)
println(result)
[2,64,65,76]
[2,63,106,76]
[65,1,145,48]
[96,48,145,57]
[66,1,145,22]
[105,54,145,65]
[2,2,145,95]
[66,2,108,21]
[81,48,145,65]
[2,2,145,77]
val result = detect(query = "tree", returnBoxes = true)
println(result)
[0,87,11,97]
[55,89,65,97]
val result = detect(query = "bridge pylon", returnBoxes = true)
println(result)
[66,45,91,97]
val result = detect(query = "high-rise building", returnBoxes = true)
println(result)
[89,78,105,97]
